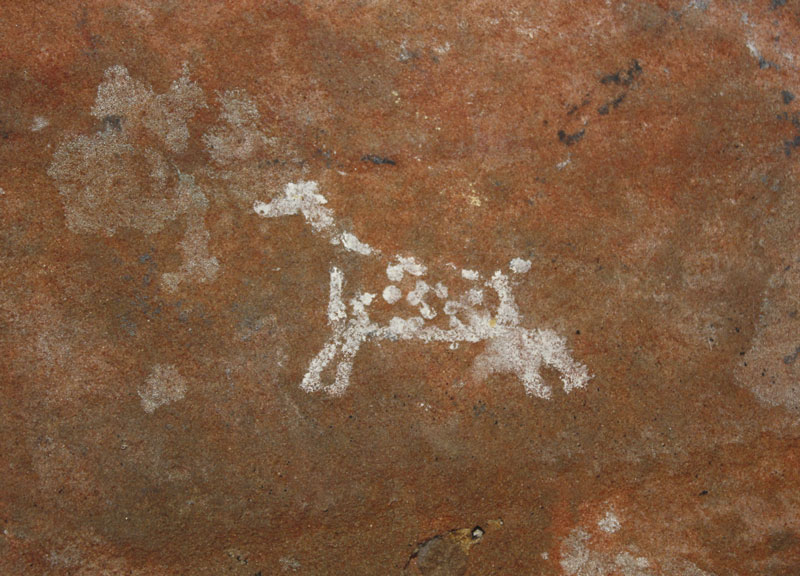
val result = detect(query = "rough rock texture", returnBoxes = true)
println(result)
[1,1,799,575]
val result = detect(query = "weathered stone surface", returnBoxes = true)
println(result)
[1,1,799,574]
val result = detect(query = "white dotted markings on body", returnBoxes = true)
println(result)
[461,268,480,281]
[382,285,402,304]
[510,257,532,274]
[386,256,427,282]
[407,280,436,319]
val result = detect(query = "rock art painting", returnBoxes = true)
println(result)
[48,64,590,401]
[255,181,591,398]
[4,3,800,575]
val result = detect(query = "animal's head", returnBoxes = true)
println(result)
[253,180,334,232]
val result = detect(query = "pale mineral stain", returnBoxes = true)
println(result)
[139,364,188,414]
[558,526,716,576]
[48,64,219,293]
[736,251,800,414]
[160,175,220,293]
[31,116,49,131]
[598,510,621,533]
[91,64,205,154]
[203,89,267,165]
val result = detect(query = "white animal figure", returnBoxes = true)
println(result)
[254,181,591,399]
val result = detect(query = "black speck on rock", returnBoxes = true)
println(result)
[558,129,585,146]
[783,346,800,365]
[771,0,787,9]
[782,90,795,104]
[600,60,642,87]
[598,93,627,115]
[103,115,123,131]
[784,135,800,157]
[362,154,396,165]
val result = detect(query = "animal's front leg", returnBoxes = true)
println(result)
[519,357,551,399]
[301,337,341,393]
[301,265,348,393]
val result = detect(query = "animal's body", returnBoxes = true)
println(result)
[254,181,591,399]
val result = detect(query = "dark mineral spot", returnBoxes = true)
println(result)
[558,129,585,146]
[600,60,642,87]
[783,346,800,365]
[782,90,795,104]
[102,115,123,131]
[783,135,800,157]
[768,530,798,552]
[598,93,627,115]
[759,56,778,71]
[362,154,396,165]
[415,536,468,576]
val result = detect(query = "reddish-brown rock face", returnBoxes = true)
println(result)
[1,2,799,575]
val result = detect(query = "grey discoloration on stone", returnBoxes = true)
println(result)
[409,524,492,576]
[737,256,800,414]
[138,364,187,413]
[48,65,218,292]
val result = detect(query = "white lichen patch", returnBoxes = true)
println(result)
[340,231,373,255]
[386,256,427,282]
[461,268,480,281]
[139,364,187,413]
[382,285,402,304]
[254,180,335,233]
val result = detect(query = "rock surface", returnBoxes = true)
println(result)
[1,1,799,574]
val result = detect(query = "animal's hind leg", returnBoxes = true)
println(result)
[520,362,552,399]
[534,329,591,393]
